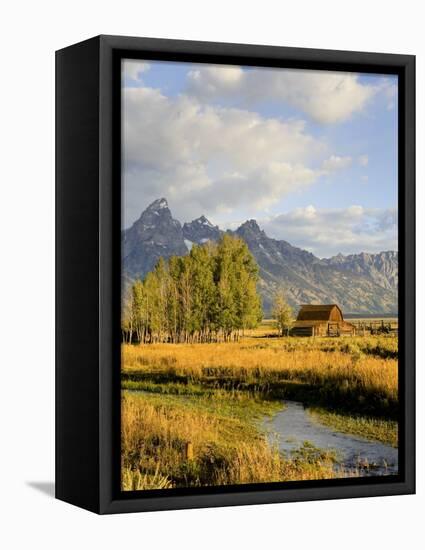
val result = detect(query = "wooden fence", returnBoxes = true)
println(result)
[348,319,398,335]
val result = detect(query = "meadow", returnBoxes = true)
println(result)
[121,323,398,490]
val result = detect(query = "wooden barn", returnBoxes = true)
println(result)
[290,304,356,337]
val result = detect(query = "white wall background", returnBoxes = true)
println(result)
[0,1,422,548]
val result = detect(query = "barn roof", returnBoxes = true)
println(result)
[292,320,330,327]
[296,304,344,321]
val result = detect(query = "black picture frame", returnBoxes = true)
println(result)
[56,35,415,514]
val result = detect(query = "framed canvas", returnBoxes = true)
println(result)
[56,35,415,514]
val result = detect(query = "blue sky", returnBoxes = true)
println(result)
[122,59,398,257]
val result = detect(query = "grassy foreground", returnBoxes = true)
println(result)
[121,327,398,490]
[122,390,341,490]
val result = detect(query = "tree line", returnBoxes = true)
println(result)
[122,235,263,344]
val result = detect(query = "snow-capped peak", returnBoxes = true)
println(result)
[147,197,169,211]
[195,215,214,228]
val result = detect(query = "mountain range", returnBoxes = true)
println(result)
[122,198,398,315]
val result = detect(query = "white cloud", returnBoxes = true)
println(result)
[187,66,378,124]
[259,206,397,257]
[123,86,338,227]
[189,65,243,91]
[122,60,150,82]
[321,155,352,172]
[358,154,369,167]
[382,77,398,110]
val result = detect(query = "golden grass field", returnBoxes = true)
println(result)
[121,323,398,490]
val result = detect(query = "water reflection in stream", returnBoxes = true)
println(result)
[263,401,398,476]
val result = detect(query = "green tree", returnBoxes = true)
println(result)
[121,286,134,343]
[122,234,263,344]
[272,289,293,336]
[189,243,217,342]
[132,279,146,343]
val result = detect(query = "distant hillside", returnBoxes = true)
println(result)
[122,198,398,315]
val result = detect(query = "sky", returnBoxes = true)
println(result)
[122,58,398,258]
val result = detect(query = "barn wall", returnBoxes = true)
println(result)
[290,320,355,337]
[329,307,343,322]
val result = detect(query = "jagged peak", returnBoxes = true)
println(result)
[329,250,398,261]
[146,197,169,211]
[238,219,262,233]
[134,198,171,224]
[192,215,214,227]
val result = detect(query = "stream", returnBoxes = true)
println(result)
[263,401,398,476]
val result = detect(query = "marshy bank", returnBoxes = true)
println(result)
[121,334,399,418]
[122,389,344,491]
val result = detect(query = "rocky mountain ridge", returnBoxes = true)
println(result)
[122,199,398,315]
